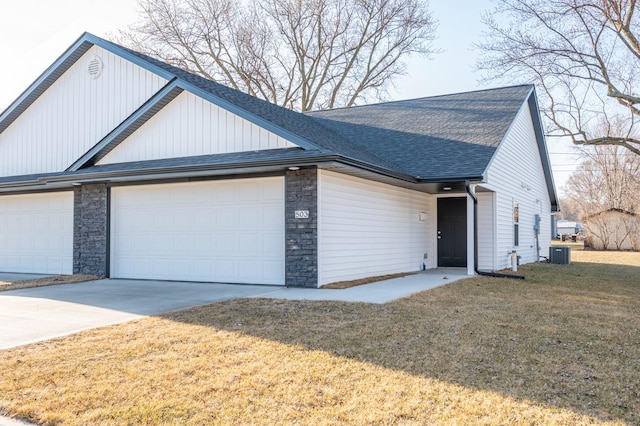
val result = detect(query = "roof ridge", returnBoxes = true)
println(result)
[306,84,534,114]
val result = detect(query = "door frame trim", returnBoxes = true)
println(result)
[435,194,473,275]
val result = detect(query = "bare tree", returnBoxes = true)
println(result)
[557,197,583,221]
[586,213,613,249]
[117,0,437,111]
[478,0,640,155]
[564,145,640,217]
[618,213,638,249]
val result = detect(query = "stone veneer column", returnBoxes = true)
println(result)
[285,167,318,287]
[73,183,108,277]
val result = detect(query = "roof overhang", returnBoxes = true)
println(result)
[479,86,559,212]
[527,89,559,212]
[0,150,484,195]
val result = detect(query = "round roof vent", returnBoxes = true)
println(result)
[88,55,103,79]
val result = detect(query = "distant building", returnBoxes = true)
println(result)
[583,209,639,251]
[556,221,585,240]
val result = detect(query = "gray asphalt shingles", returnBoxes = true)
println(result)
[307,86,532,180]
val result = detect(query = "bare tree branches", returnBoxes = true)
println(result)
[478,0,640,154]
[117,0,437,111]
[564,145,640,218]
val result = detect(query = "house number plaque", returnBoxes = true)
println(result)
[294,210,310,219]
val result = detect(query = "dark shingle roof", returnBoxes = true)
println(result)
[306,85,533,180]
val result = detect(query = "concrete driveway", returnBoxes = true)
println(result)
[0,279,281,350]
[0,269,468,350]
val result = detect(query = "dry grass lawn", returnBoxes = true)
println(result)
[1,251,639,425]
[321,272,416,289]
[0,275,99,292]
[551,240,585,250]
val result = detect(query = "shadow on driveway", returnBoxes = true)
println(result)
[0,271,468,350]
[0,279,277,350]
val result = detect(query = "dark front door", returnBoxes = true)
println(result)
[437,197,467,267]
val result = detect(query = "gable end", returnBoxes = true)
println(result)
[68,79,184,170]
[0,38,94,134]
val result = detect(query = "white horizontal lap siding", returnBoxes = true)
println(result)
[0,192,73,274]
[0,46,167,177]
[97,92,297,165]
[477,191,496,271]
[486,102,552,268]
[110,177,285,285]
[318,170,432,286]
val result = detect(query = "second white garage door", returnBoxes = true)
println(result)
[110,177,285,285]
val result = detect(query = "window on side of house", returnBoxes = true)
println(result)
[513,201,520,246]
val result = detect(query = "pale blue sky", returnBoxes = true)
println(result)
[0,0,578,192]
[391,0,492,99]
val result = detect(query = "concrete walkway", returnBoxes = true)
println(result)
[0,417,34,426]
[258,269,468,304]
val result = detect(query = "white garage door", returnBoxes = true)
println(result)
[0,192,73,274]
[110,177,285,285]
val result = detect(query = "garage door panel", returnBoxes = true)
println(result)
[216,207,236,227]
[239,234,262,256]
[238,261,261,281]
[214,260,236,280]
[212,185,235,203]
[111,178,284,285]
[172,234,192,253]
[263,233,284,253]
[192,260,213,277]
[4,256,18,270]
[262,204,283,223]
[238,208,257,226]
[0,192,73,274]
[46,257,66,272]
[193,233,214,252]
[154,259,173,277]
[263,260,284,279]
[191,209,211,228]
[261,181,284,200]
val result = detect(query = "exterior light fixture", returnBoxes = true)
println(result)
[288,166,300,171]
[443,186,452,191]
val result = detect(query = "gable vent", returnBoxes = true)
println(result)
[88,55,103,79]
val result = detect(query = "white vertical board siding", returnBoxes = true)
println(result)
[485,103,552,268]
[110,177,285,285]
[477,191,496,271]
[0,46,167,178]
[0,192,73,274]
[318,170,433,286]
[97,91,297,165]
